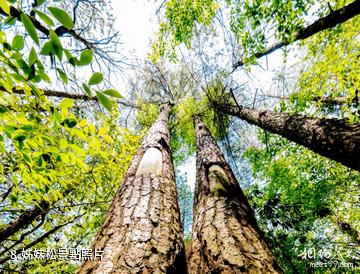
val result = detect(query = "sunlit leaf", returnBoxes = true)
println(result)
[48,6,74,29]
[79,49,93,66]
[35,9,55,27]
[12,35,24,50]
[88,72,103,85]
[56,68,68,84]
[82,83,92,96]
[20,13,39,45]
[50,30,63,61]
[103,89,122,98]
[96,91,112,111]
[28,47,37,66]
[0,0,10,15]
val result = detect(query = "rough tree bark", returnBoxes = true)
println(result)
[232,0,360,69]
[214,103,360,172]
[189,115,281,273]
[78,104,186,274]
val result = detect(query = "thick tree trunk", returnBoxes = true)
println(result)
[189,115,281,273]
[214,103,360,172]
[78,104,186,274]
[233,0,360,69]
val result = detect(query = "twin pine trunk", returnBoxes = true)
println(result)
[78,106,280,273]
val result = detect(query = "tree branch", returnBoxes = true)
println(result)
[0,214,83,265]
[233,0,360,69]
[1,87,136,108]
[0,5,93,49]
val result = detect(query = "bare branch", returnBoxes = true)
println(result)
[1,87,137,108]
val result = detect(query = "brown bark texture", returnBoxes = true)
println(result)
[78,104,186,274]
[188,115,281,274]
[232,0,360,69]
[215,103,360,172]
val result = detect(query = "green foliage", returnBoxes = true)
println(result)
[289,17,360,121]
[244,131,360,273]
[0,91,141,271]
[0,0,120,111]
[170,86,230,163]
[135,100,159,129]
[227,0,311,63]
[151,0,350,66]
[0,2,130,271]
[150,0,218,62]
[12,35,24,51]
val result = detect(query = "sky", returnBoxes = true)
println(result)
[111,0,158,59]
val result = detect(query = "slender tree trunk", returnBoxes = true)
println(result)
[214,103,360,172]
[78,104,186,274]
[189,115,281,273]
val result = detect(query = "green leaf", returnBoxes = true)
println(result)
[28,83,42,97]
[103,89,122,98]
[59,98,73,109]
[0,0,10,15]
[56,68,68,84]
[64,49,78,66]
[12,35,24,50]
[96,91,112,111]
[48,6,74,29]
[20,13,39,45]
[79,49,93,66]
[28,47,37,66]
[37,0,47,6]
[82,83,92,96]
[50,30,63,61]
[40,41,54,55]
[34,9,55,26]
[37,69,51,83]
[62,118,77,128]
[88,72,103,85]
[4,16,16,25]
